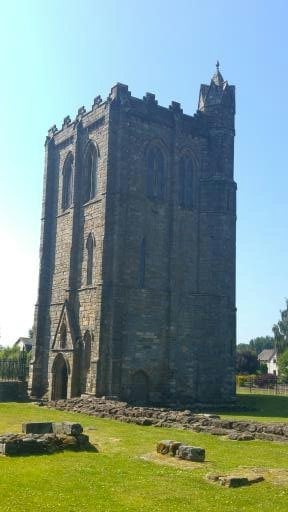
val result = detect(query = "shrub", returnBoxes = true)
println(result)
[254,373,277,388]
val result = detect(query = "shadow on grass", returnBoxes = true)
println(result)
[218,393,288,419]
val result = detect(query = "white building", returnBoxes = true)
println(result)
[258,349,278,376]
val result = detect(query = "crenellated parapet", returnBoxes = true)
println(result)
[45,80,217,145]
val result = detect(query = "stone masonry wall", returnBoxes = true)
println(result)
[102,79,236,404]
[31,70,236,406]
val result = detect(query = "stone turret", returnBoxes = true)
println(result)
[198,61,235,118]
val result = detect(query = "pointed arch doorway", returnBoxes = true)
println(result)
[51,354,68,400]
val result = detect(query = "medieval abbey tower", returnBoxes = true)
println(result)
[30,65,236,405]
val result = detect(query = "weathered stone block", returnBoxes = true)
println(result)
[0,423,95,456]
[22,422,53,434]
[62,422,83,436]
[228,432,254,441]
[156,440,175,455]
[0,441,18,455]
[176,445,205,462]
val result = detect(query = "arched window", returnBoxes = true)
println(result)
[179,156,194,209]
[139,238,146,288]
[86,233,95,286]
[83,142,97,203]
[62,153,73,210]
[147,146,165,200]
[60,322,67,349]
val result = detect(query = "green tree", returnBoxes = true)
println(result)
[278,349,288,382]
[0,345,21,360]
[259,362,268,374]
[236,349,259,374]
[236,343,250,352]
[273,299,288,354]
[248,336,274,355]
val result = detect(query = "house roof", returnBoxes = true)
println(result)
[258,349,277,362]
[14,338,33,349]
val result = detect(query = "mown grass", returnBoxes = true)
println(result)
[1,395,288,511]
[224,392,288,421]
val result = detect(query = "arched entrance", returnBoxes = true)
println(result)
[131,370,149,403]
[51,354,68,400]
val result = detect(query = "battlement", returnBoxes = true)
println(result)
[47,65,234,145]
[47,82,206,144]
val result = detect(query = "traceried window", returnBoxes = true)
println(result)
[83,142,98,203]
[179,156,194,209]
[139,238,146,288]
[147,146,165,200]
[86,233,95,286]
[62,153,73,210]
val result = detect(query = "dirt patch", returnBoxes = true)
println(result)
[207,467,288,487]
[139,452,211,470]
[238,467,288,486]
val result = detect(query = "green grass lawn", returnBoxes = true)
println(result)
[224,391,288,421]
[1,395,288,511]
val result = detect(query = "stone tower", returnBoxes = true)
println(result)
[30,65,236,405]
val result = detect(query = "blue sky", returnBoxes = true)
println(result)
[0,0,287,345]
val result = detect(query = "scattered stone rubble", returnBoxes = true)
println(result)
[0,422,96,456]
[157,440,205,462]
[45,397,288,443]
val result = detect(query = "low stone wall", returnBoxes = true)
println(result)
[0,381,28,402]
[0,422,96,456]
[46,397,288,443]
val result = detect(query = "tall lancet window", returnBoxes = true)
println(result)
[147,146,165,200]
[83,331,91,371]
[86,233,95,286]
[139,238,146,288]
[62,153,73,210]
[60,322,67,349]
[179,156,194,209]
[83,142,98,203]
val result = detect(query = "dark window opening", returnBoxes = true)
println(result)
[60,322,67,349]
[139,238,146,288]
[147,147,165,200]
[62,154,73,210]
[84,143,97,203]
[83,331,91,370]
[86,233,95,286]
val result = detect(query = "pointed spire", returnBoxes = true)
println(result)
[212,61,224,86]
[198,63,235,113]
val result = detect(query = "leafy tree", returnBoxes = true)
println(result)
[0,345,21,360]
[259,362,268,375]
[236,349,259,374]
[236,343,250,352]
[273,299,288,354]
[248,336,274,355]
[278,349,288,382]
